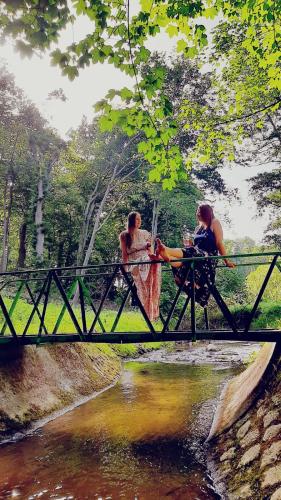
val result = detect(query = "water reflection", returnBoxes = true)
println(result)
[0,362,233,499]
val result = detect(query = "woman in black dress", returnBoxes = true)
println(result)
[155,204,235,307]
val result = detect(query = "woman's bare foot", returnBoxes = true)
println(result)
[155,238,170,262]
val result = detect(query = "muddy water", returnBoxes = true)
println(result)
[0,362,238,499]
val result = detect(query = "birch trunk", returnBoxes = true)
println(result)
[35,175,44,263]
[76,181,99,267]
[1,173,13,272]
[1,176,8,272]
[72,177,114,305]
[151,199,160,247]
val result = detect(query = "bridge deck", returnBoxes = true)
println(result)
[0,329,279,345]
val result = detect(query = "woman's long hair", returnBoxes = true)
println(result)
[123,211,140,248]
[197,204,214,228]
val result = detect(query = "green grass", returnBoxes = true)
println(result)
[203,301,281,330]
[0,298,169,357]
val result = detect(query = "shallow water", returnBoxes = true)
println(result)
[0,362,237,499]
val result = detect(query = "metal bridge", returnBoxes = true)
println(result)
[0,252,280,346]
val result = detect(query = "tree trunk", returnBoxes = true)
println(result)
[72,179,114,305]
[151,199,160,247]
[17,221,27,268]
[57,240,64,269]
[76,181,99,267]
[35,175,44,263]
[267,114,281,146]
[1,173,14,272]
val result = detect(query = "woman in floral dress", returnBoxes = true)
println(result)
[119,211,161,321]
[155,204,235,307]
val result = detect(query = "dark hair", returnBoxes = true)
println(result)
[123,211,140,248]
[197,204,214,227]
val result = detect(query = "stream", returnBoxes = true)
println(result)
[0,342,260,499]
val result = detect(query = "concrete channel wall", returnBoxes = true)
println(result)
[208,343,281,499]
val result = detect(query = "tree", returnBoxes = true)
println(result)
[249,168,281,248]
[0,68,29,271]
[0,66,64,270]
[0,0,280,187]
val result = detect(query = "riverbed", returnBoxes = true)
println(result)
[0,343,260,499]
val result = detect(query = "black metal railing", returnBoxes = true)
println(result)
[0,251,280,345]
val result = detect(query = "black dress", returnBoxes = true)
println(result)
[172,225,218,307]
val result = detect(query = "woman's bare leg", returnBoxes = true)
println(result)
[156,239,183,267]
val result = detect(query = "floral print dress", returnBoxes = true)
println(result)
[126,229,161,322]
[172,226,218,307]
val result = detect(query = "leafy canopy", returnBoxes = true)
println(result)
[1,0,280,187]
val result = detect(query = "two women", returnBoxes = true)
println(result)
[120,204,234,318]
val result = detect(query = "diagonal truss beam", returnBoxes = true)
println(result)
[22,274,50,337]
[77,277,106,333]
[0,281,24,335]
[0,293,17,338]
[244,255,278,334]
[161,264,192,335]
[25,283,49,336]
[88,266,119,334]
[110,286,131,332]
[52,271,84,340]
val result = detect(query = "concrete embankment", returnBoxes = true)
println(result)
[0,343,121,439]
[208,343,281,499]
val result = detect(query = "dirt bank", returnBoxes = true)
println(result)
[0,343,121,439]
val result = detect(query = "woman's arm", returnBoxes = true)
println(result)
[119,233,129,264]
[212,219,235,268]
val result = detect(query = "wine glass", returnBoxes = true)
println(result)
[182,226,193,247]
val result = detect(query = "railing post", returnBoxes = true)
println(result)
[78,279,87,334]
[38,272,52,337]
[190,260,196,341]
[204,307,209,330]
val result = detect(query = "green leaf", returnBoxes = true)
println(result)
[166,25,178,37]
[120,87,133,100]
[140,0,152,13]
[177,39,187,52]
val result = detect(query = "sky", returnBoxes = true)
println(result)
[0,9,273,244]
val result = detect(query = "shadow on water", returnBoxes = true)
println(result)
[0,361,237,499]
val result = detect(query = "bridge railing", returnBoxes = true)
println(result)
[0,251,280,344]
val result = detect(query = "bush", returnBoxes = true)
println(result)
[246,265,281,302]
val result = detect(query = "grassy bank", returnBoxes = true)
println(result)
[0,298,170,358]
[207,301,281,330]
